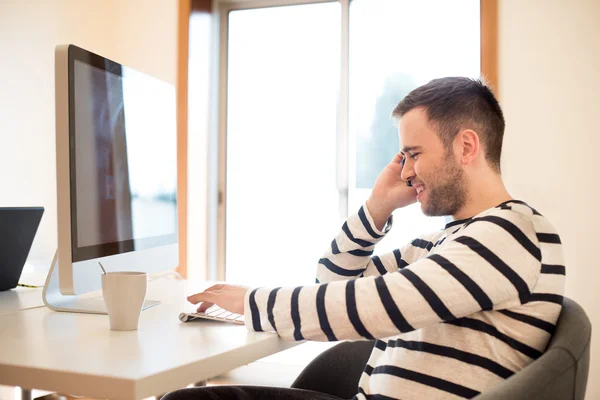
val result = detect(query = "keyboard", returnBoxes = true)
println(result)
[179,304,245,325]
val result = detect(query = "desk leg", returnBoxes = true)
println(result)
[21,388,32,400]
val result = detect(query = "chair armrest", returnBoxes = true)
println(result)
[475,348,575,400]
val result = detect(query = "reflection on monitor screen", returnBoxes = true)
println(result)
[72,59,177,261]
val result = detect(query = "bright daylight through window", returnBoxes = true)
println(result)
[223,0,480,286]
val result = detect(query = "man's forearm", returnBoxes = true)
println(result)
[317,204,392,284]
[366,197,394,231]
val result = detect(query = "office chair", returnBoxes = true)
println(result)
[291,297,591,400]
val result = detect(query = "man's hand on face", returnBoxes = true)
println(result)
[366,153,417,230]
[187,284,249,315]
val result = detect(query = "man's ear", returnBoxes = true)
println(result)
[454,129,480,166]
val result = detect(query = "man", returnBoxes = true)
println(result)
[165,77,565,399]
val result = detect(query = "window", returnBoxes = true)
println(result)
[213,0,486,283]
[224,3,341,287]
[348,0,480,252]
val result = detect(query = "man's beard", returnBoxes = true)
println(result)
[421,155,468,217]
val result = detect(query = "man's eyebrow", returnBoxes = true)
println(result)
[400,146,422,154]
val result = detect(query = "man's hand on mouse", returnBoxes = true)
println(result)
[187,284,249,315]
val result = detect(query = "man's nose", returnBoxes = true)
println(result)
[400,158,415,182]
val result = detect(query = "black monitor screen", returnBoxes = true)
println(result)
[68,46,178,262]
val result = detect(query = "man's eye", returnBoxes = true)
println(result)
[410,153,419,160]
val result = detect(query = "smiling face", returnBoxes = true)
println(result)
[399,107,468,217]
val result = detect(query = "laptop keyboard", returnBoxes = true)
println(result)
[179,304,245,325]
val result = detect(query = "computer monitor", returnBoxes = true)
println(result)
[43,44,179,314]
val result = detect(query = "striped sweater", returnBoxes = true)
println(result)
[243,200,565,399]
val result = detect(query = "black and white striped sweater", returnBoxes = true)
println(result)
[243,200,565,399]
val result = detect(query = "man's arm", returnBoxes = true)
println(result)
[316,204,392,283]
[317,203,437,283]
[317,152,418,283]
[241,209,542,341]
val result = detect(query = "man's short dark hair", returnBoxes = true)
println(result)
[392,77,505,172]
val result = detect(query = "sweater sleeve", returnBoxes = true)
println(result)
[244,209,542,341]
[316,204,424,283]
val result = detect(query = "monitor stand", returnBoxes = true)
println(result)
[42,250,160,314]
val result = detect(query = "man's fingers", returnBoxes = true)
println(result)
[393,153,407,170]
[392,152,405,164]
[197,302,214,313]
[187,290,217,304]
[205,284,225,292]
[187,284,227,304]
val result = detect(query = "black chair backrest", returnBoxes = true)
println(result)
[476,297,591,400]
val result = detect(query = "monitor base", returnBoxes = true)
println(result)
[42,250,160,314]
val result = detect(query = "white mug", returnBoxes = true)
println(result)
[101,272,148,331]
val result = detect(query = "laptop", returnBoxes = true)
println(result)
[0,207,44,291]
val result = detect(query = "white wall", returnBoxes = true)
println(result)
[499,0,600,397]
[0,0,177,265]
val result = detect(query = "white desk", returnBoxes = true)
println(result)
[0,279,298,400]
[0,287,44,315]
